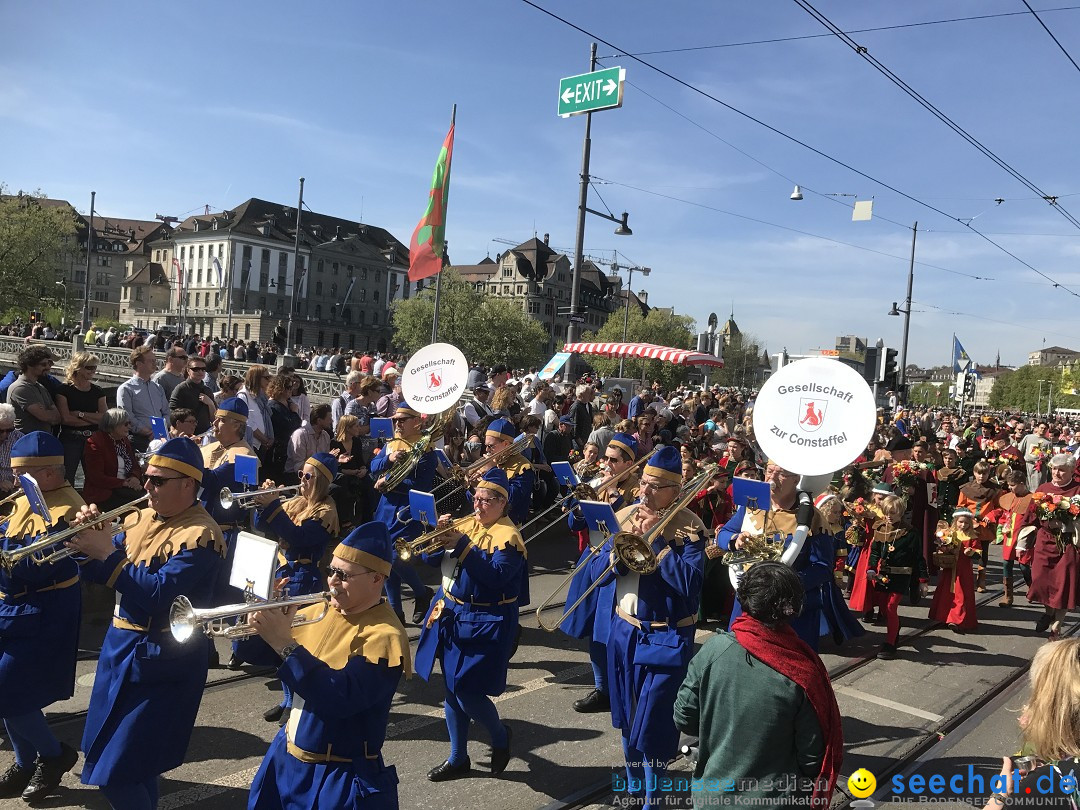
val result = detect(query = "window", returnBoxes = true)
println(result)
[214,293,220,306]
[244,324,250,339]
[315,304,322,320]
[198,245,204,258]
[529,300,540,314]
[330,282,338,297]
[195,293,200,307]
[259,296,266,309]
[180,246,186,262]
[373,289,380,303]
[347,264,354,277]
[98,256,111,267]
[375,269,380,282]
[517,285,524,295]
[360,267,368,280]
[357,310,365,325]
[358,288,367,302]
[332,262,339,276]
[317,259,324,273]
[197,268,202,283]
[342,307,351,325]
[276,299,284,314]
[316,281,323,295]
[218,244,224,257]
[136,288,144,302]
[372,311,379,325]
[502,267,512,278]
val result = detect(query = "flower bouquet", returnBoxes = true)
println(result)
[891,460,934,488]
[932,520,962,568]
[1031,444,1050,473]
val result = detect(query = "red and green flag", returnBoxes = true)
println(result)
[408,115,455,282]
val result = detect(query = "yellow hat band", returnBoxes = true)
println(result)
[476,480,509,499]
[10,455,63,468]
[147,454,203,484]
[333,544,391,577]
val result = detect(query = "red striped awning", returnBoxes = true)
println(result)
[563,342,724,368]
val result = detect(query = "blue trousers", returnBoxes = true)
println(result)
[4,710,60,767]
[622,735,668,807]
[384,557,427,613]
[444,690,507,766]
[100,777,159,810]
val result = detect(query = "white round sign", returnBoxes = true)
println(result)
[752,358,877,476]
[400,342,469,415]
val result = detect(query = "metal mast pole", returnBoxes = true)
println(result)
[285,177,304,356]
[899,222,917,401]
[567,42,597,351]
[81,191,95,332]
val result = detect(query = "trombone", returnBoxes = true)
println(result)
[535,464,718,632]
[169,590,334,642]
[0,495,151,571]
[0,489,24,510]
[395,515,473,561]
[518,449,657,540]
[219,484,300,510]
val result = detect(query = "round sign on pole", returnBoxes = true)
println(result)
[752,358,877,477]
[400,342,469,415]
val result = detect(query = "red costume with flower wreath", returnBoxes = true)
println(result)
[1028,482,1080,610]
[927,524,979,629]
[845,500,878,613]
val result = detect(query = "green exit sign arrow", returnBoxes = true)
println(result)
[558,67,625,118]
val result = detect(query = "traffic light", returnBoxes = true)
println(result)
[964,374,977,398]
[882,348,899,390]
[29,311,40,324]
[862,346,879,387]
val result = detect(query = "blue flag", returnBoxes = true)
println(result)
[953,335,973,374]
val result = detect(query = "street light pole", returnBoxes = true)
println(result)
[285,177,305,358]
[55,281,67,328]
[568,43,597,350]
[81,191,95,332]
[898,222,917,399]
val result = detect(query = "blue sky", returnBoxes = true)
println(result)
[4,1,1080,369]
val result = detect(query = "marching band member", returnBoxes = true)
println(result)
[991,469,1035,606]
[66,438,226,810]
[474,418,534,527]
[579,446,705,806]
[251,452,341,723]
[813,491,864,645]
[247,520,411,809]
[0,433,83,801]
[957,460,1000,593]
[927,507,980,632]
[867,494,928,660]
[561,433,640,714]
[414,468,526,782]
[370,404,437,624]
[716,460,833,650]
[1029,454,1080,640]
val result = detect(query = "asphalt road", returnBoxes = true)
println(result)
[0,525,1066,810]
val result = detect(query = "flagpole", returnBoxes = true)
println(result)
[226,252,234,341]
[430,105,455,346]
[285,177,305,360]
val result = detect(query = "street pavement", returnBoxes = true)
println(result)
[0,523,1065,809]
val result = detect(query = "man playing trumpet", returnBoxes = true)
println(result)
[246,520,411,809]
[0,432,84,801]
[66,437,225,810]
[369,404,437,625]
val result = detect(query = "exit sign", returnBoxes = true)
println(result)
[558,67,625,118]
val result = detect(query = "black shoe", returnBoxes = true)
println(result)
[278,708,290,728]
[489,724,512,775]
[0,761,34,799]
[226,654,243,671]
[573,689,611,713]
[21,742,78,802]
[877,643,897,660]
[412,587,435,624]
[427,758,471,782]
[263,704,285,723]
[1036,613,1053,633]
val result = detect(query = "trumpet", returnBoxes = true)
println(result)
[536,464,717,632]
[0,495,150,571]
[169,590,335,642]
[395,515,473,561]
[219,484,300,510]
[137,428,216,463]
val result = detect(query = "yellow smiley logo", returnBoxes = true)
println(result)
[848,768,877,798]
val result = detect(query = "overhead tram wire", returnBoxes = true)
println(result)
[1022,0,1080,76]
[590,175,995,282]
[602,6,1080,58]
[791,0,1080,235]
[912,299,1080,344]
[519,0,1080,298]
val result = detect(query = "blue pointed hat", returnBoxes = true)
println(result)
[476,467,509,500]
[217,396,248,424]
[307,451,339,482]
[148,436,205,484]
[10,431,64,468]
[334,520,393,577]
[485,418,516,441]
[608,432,639,461]
[643,445,682,484]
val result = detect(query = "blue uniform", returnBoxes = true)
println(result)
[199,440,255,605]
[716,504,833,650]
[79,503,225,787]
[255,496,338,596]
[819,527,865,645]
[248,601,410,810]
[0,485,84,716]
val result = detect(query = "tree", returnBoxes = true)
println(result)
[710,332,768,390]
[0,186,78,316]
[583,306,697,391]
[988,365,1080,414]
[906,381,949,407]
[391,268,549,367]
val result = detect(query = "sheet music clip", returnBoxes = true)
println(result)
[732,477,771,512]
[409,490,438,530]
[234,454,259,489]
[551,461,579,490]
[577,500,619,536]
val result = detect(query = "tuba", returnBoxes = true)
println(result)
[728,357,877,587]
[380,408,455,492]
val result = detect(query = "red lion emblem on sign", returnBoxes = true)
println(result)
[427,370,442,391]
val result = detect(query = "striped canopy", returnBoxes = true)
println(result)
[563,341,724,368]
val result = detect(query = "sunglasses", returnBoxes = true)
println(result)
[391,417,417,423]
[327,565,366,582]
[190,366,207,372]
[298,471,315,481]
[146,474,184,488]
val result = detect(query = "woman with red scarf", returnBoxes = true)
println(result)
[675,562,843,809]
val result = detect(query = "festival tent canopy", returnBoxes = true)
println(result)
[563,341,724,368]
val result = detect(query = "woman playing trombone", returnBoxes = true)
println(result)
[247,452,341,723]
[414,468,526,782]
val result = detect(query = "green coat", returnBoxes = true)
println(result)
[867,522,927,594]
[674,632,824,808]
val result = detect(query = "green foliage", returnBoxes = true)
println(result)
[583,306,697,390]
[907,381,950,407]
[710,332,768,390]
[0,186,78,315]
[391,269,549,367]
[988,365,1080,413]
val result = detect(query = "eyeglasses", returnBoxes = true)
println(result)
[327,566,352,582]
[190,366,207,372]
[474,496,502,506]
[146,474,184,488]
[391,416,418,423]
[298,471,315,481]
[639,480,677,492]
